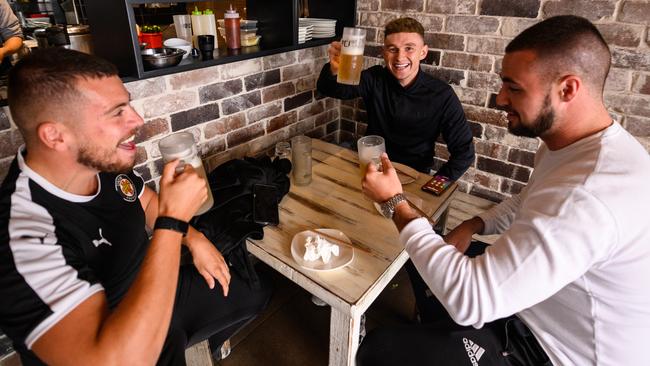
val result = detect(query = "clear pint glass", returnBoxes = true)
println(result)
[158,132,214,216]
[357,135,385,179]
[291,135,312,186]
[337,27,366,85]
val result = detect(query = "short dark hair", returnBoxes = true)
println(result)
[8,48,118,140]
[506,15,611,94]
[385,17,424,39]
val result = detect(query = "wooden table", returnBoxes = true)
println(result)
[247,139,457,366]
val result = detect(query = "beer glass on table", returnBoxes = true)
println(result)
[337,27,366,85]
[357,135,385,179]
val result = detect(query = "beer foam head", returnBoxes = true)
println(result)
[342,46,364,55]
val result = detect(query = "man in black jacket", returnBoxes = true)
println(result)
[317,17,474,179]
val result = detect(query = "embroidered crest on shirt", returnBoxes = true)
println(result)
[92,228,112,247]
[115,174,136,202]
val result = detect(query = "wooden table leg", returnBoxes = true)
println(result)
[433,206,451,235]
[329,308,363,366]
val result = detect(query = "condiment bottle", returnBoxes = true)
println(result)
[224,5,241,49]
[190,6,203,48]
[190,7,218,49]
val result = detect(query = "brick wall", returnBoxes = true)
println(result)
[347,0,650,202]
[0,45,338,188]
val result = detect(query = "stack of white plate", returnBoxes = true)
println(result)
[299,18,336,39]
[298,24,313,44]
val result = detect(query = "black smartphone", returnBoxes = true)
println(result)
[252,184,280,226]
[421,175,452,196]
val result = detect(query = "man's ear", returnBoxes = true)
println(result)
[36,121,68,151]
[558,75,580,102]
[420,44,428,61]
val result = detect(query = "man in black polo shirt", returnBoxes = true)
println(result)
[317,17,475,179]
[0,48,270,365]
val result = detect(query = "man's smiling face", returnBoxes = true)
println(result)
[382,32,428,88]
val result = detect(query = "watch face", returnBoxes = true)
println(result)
[381,203,393,218]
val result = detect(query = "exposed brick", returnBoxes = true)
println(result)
[267,111,298,133]
[296,75,317,93]
[339,130,357,146]
[135,118,169,143]
[142,91,198,119]
[618,1,650,25]
[134,164,151,182]
[632,73,650,95]
[481,0,539,17]
[326,120,339,135]
[315,109,339,127]
[358,123,368,136]
[475,140,508,160]
[0,130,24,159]
[605,94,650,117]
[247,101,283,124]
[604,68,631,92]
[135,146,147,166]
[222,91,262,116]
[446,16,500,35]
[624,115,650,137]
[434,143,451,160]
[453,86,488,106]
[500,18,539,37]
[542,0,617,21]
[341,105,355,120]
[463,105,507,127]
[263,52,297,70]
[282,62,314,81]
[341,119,356,133]
[426,0,477,14]
[597,23,643,47]
[170,103,220,132]
[365,45,384,59]
[468,121,484,137]
[244,69,281,91]
[359,12,399,28]
[422,66,465,85]
[501,179,525,195]
[167,67,219,90]
[299,101,325,120]
[466,36,509,56]
[0,108,10,130]
[199,79,242,103]
[484,125,540,151]
[442,52,492,72]
[469,184,506,203]
[262,82,296,103]
[221,59,263,80]
[284,91,313,111]
[410,15,445,32]
[382,0,424,12]
[508,148,535,167]
[307,125,326,139]
[227,122,265,147]
[298,46,327,62]
[612,49,650,72]
[125,78,166,100]
[204,113,246,138]
[424,33,465,51]
[200,137,226,157]
[467,71,501,91]
[358,0,380,11]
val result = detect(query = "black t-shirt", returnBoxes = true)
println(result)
[0,148,147,364]
[317,64,475,179]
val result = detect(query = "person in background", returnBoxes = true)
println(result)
[317,17,475,179]
[0,48,271,365]
[0,0,23,66]
[358,15,650,366]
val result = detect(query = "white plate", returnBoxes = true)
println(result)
[291,229,354,271]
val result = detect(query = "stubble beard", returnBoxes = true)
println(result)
[77,145,134,173]
[508,94,555,138]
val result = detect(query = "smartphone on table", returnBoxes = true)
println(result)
[421,175,452,196]
[252,184,280,226]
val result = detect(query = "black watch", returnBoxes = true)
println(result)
[154,216,189,236]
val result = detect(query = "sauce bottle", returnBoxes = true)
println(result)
[224,5,241,49]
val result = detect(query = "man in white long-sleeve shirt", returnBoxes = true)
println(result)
[357,15,650,366]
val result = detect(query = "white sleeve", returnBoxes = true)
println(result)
[400,186,616,328]
[477,193,521,235]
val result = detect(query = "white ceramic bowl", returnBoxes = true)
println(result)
[163,38,192,58]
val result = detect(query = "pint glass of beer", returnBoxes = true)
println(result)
[357,135,385,179]
[337,27,366,85]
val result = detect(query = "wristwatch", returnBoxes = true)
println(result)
[154,216,189,236]
[380,193,406,219]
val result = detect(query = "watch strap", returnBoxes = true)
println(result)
[154,216,189,236]
[380,193,406,219]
